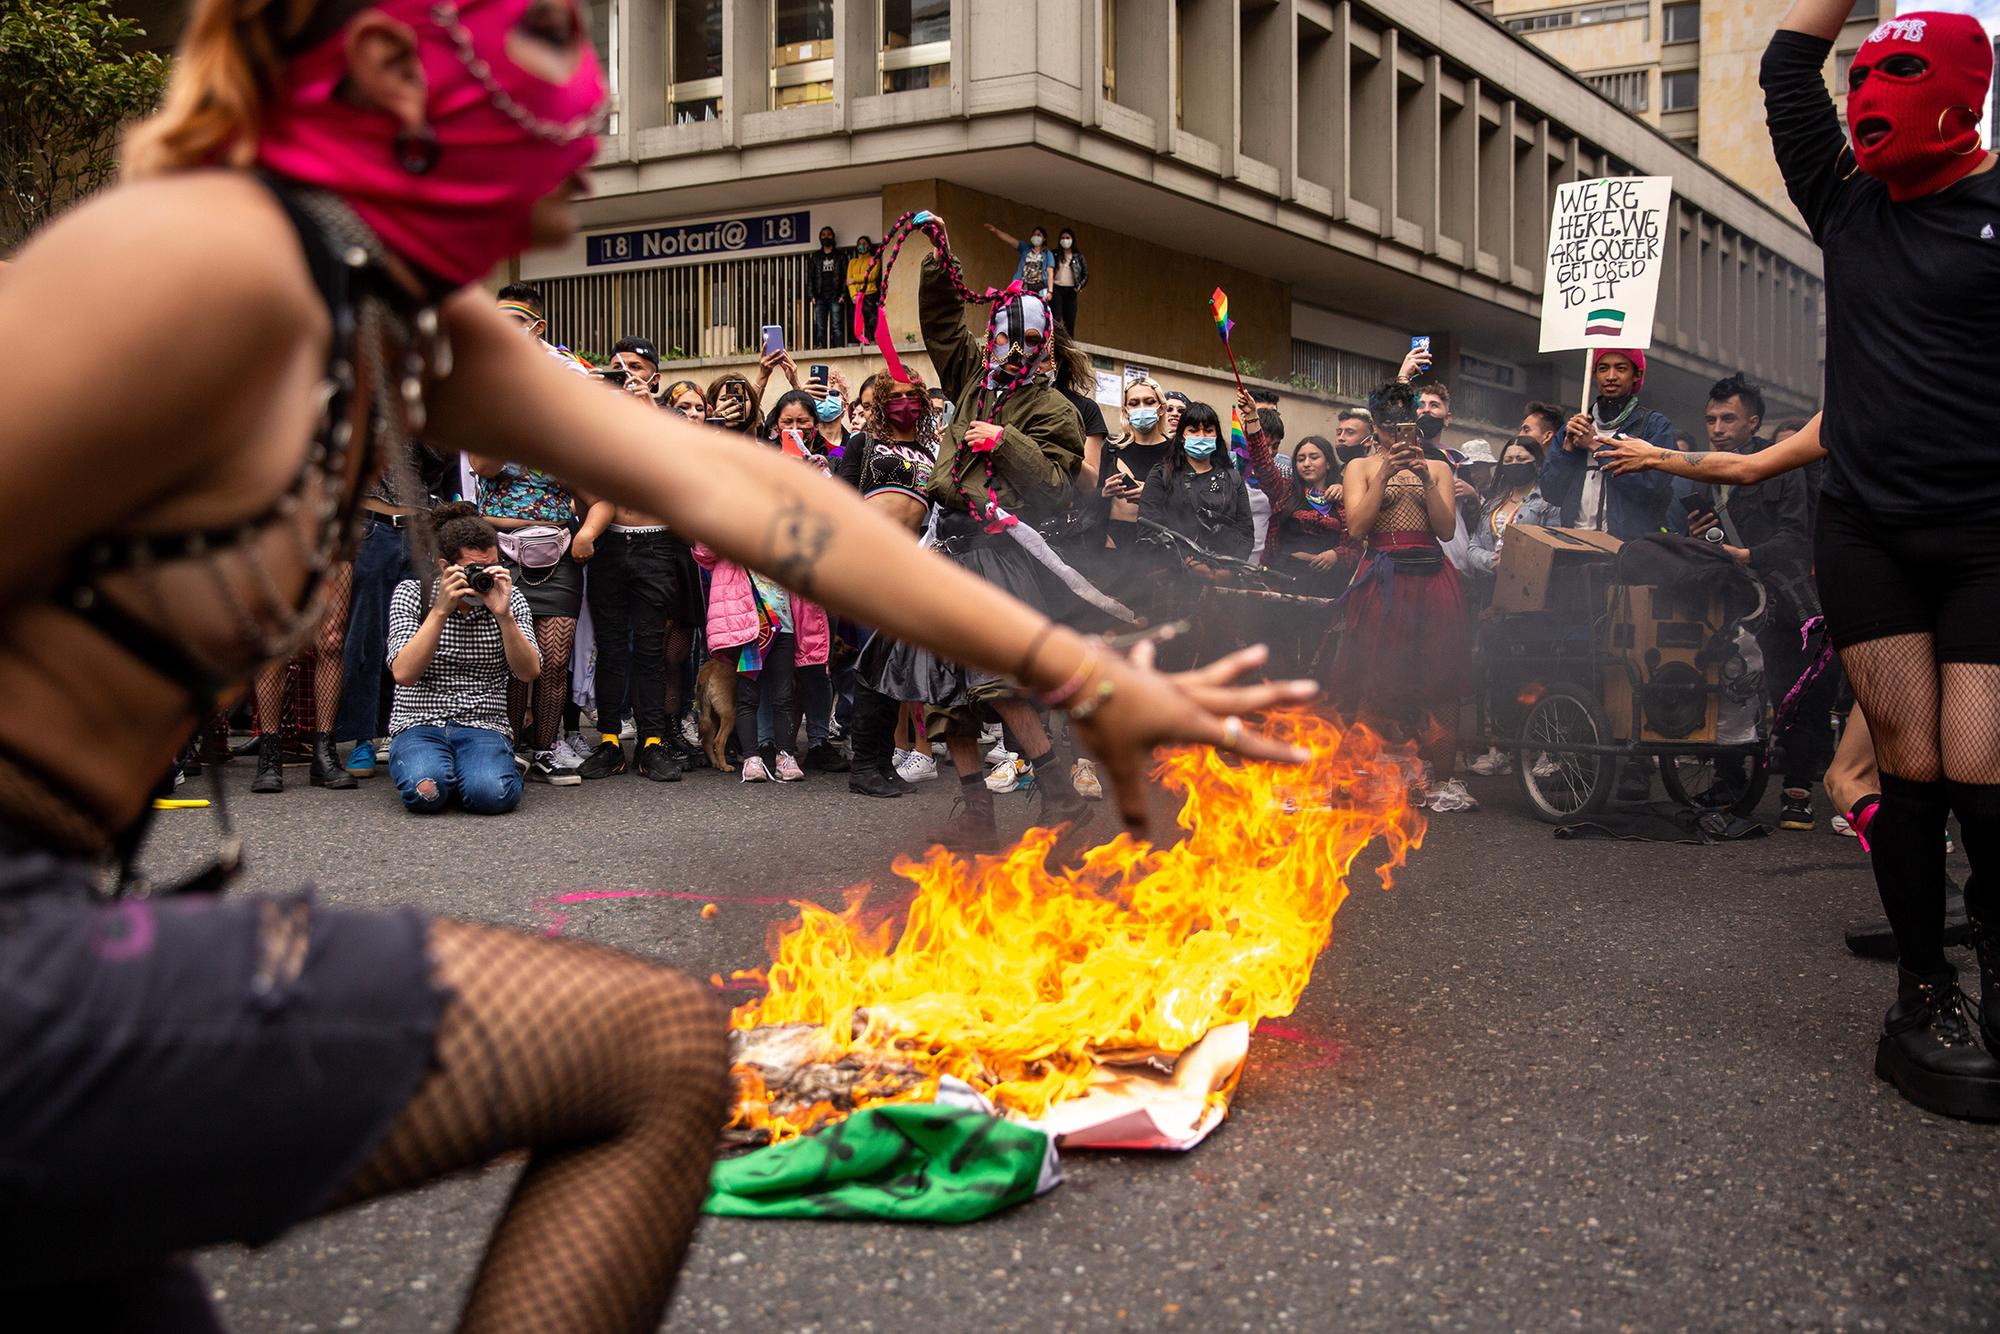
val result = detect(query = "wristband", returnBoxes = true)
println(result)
[1069,676,1117,722]
[1036,647,1101,710]
[1013,621,1059,683]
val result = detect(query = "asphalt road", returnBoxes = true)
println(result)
[160,749,2000,1332]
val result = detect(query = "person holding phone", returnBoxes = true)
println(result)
[1097,377,1176,596]
[703,370,763,435]
[1333,384,1474,810]
[385,504,541,817]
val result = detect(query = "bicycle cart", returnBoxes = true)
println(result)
[1475,528,1770,825]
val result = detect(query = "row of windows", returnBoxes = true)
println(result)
[585,0,953,124]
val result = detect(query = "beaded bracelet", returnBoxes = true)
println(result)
[1036,647,1101,710]
[1068,676,1117,722]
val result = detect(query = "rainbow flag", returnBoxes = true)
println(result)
[1230,404,1248,451]
[1210,287,1234,342]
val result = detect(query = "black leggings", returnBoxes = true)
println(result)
[1814,494,2000,972]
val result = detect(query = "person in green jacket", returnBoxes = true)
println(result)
[861,219,1091,850]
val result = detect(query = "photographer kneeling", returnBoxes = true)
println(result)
[387,503,543,816]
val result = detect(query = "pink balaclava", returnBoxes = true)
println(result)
[259,0,605,286]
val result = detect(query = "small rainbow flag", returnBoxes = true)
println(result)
[1584,306,1625,337]
[1210,287,1234,342]
[1230,404,1249,451]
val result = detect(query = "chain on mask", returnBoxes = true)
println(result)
[259,0,606,287]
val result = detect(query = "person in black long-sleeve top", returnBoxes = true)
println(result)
[1763,0,2000,1117]
[1137,401,1254,587]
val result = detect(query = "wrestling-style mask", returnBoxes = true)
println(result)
[259,0,606,286]
[984,290,1052,390]
[1847,12,1993,202]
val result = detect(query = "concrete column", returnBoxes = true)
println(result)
[1296,6,1340,206]
[1175,0,1237,174]
[1436,74,1475,267]
[725,0,764,141]
[1240,0,1296,191]
[1511,114,1547,288]
[1395,52,1440,251]
[1348,21,1395,237]
[625,0,664,136]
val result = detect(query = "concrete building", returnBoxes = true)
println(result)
[1484,0,1881,216]
[520,0,1827,439]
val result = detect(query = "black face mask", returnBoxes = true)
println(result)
[1495,461,1539,489]
[1415,413,1445,441]
[820,237,834,249]
[1336,445,1371,465]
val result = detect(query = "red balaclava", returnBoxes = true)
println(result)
[1593,348,1646,395]
[1847,12,1994,202]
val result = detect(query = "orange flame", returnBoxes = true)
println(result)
[727,711,1424,1137]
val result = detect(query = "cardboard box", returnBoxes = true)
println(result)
[1490,524,1622,613]
[773,80,833,109]
[1600,583,1723,742]
[774,40,824,66]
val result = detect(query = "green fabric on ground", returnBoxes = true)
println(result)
[704,1104,1056,1223]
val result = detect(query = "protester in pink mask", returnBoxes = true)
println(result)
[1764,0,2000,1122]
[0,1,1310,1324]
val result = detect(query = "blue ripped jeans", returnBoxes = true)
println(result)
[388,723,522,815]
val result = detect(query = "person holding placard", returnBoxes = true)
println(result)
[1762,0,2000,1119]
[1542,348,1677,540]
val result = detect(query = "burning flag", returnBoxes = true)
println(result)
[723,711,1424,1144]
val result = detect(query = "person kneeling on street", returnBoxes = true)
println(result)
[386,503,543,816]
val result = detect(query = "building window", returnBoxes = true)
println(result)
[1504,1,1648,35]
[1848,0,1877,20]
[669,0,722,123]
[881,0,950,93]
[1663,1,1698,45]
[771,0,835,109]
[1662,69,1698,110]
[1588,68,1649,114]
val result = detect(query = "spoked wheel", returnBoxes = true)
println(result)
[1515,682,1616,823]
[1658,748,1771,819]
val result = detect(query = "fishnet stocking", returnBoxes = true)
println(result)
[663,623,692,718]
[1838,634,1940,781]
[253,660,286,737]
[311,563,353,733]
[508,616,575,751]
[1939,662,2000,784]
[331,920,729,1334]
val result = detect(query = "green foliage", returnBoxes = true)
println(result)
[0,0,170,248]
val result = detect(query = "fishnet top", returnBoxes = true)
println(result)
[1372,470,1436,538]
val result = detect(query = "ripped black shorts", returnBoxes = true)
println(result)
[0,844,444,1293]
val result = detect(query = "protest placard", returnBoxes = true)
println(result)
[1537,175,1672,354]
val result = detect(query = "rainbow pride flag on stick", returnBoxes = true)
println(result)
[1210,287,1247,395]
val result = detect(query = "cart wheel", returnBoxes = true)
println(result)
[1515,682,1616,823]
[1658,749,1771,819]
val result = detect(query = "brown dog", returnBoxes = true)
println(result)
[694,656,737,773]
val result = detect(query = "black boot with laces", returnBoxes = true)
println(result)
[1971,903,1999,1054]
[928,779,1000,853]
[251,733,283,795]
[1874,963,2000,1120]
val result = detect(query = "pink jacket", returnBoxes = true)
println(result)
[692,545,830,666]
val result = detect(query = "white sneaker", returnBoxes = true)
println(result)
[985,742,1017,766]
[897,750,939,783]
[1072,758,1103,801]
[551,736,589,771]
[774,751,805,781]
[1529,754,1560,780]
[529,750,583,786]
[619,719,637,742]
[1831,813,1856,837]
[1424,777,1479,813]
[930,740,949,758]
[986,756,1032,793]
[678,713,700,748]
[1467,747,1513,777]
[740,755,772,783]
[979,723,1003,747]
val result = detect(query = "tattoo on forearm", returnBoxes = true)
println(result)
[767,498,834,597]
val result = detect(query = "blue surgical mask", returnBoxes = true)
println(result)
[1127,406,1160,432]
[1183,435,1218,459]
[814,394,844,422]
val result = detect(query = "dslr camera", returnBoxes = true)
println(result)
[465,564,498,595]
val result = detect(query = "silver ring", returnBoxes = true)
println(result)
[1222,716,1243,748]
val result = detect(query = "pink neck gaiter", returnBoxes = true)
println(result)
[258,0,604,287]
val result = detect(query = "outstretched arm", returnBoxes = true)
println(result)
[1777,0,1854,39]
[430,296,1314,831]
[1598,414,1827,484]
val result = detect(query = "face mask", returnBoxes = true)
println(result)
[1847,13,1994,201]
[1495,461,1539,489]
[1059,236,1073,249]
[814,394,844,422]
[820,236,834,248]
[1337,445,1370,465]
[1415,413,1444,441]
[259,0,605,288]
[1183,435,1219,459]
[884,398,926,431]
[1030,234,1045,247]
[1127,406,1160,432]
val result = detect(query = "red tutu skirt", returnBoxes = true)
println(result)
[1332,532,1471,729]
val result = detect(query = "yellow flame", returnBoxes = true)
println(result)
[727,711,1423,1137]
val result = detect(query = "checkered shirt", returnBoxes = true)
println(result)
[386,579,537,739]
